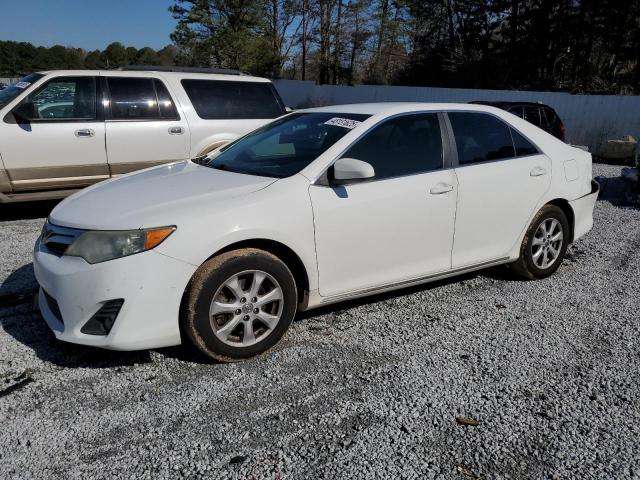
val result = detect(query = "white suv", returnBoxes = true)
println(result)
[0,67,286,203]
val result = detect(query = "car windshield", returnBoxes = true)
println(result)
[204,112,371,178]
[0,73,43,110]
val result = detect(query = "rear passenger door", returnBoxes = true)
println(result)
[104,76,189,175]
[447,112,551,268]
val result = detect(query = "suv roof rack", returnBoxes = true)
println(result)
[119,65,245,76]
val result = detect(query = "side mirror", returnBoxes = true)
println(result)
[332,158,375,184]
[12,101,38,123]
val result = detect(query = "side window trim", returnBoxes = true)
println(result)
[315,111,448,186]
[443,110,543,168]
[9,76,101,124]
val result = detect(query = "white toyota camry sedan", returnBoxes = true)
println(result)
[33,103,599,361]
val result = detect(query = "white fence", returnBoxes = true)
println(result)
[274,79,640,152]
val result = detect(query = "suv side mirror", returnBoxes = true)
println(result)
[332,158,375,184]
[12,101,38,123]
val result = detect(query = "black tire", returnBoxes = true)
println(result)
[511,205,570,280]
[181,248,298,362]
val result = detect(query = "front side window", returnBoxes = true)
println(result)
[182,79,285,120]
[16,76,96,120]
[0,73,44,110]
[107,77,178,120]
[449,112,515,165]
[341,113,443,180]
[205,112,370,178]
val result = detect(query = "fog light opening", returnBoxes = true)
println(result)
[80,299,124,336]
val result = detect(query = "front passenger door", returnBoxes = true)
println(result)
[0,76,108,192]
[309,113,458,298]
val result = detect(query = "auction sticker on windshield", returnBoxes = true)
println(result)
[14,82,31,89]
[324,117,362,129]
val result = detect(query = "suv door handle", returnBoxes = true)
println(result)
[530,166,547,177]
[168,126,184,135]
[430,183,454,195]
[75,129,95,138]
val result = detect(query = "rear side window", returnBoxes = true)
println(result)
[154,79,179,120]
[522,106,541,126]
[181,79,285,120]
[342,113,443,180]
[542,107,557,125]
[511,129,538,156]
[448,112,515,165]
[107,77,179,121]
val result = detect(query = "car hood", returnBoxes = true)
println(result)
[49,161,277,230]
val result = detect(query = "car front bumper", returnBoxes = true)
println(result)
[33,241,197,351]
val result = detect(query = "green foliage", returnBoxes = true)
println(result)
[0,40,176,75]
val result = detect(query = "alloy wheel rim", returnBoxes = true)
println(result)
[531,218,563,269]
[209,270,284,347]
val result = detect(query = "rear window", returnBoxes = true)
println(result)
[181,79,285,120]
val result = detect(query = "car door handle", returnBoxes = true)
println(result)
[168,126,184,135]
[429,183,454,195]
[530,166,547,177]
[75,129,95,138]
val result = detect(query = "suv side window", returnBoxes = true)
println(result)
[181,79,285,120]
[21,76,97,121]
[541,107,557,126]
[522,106,542,127]
[107,77,179,121]
[340,113,443,180]
[448,112,515,165]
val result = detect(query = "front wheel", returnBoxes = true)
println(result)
[181,248,298,362]
[511,205,570,280]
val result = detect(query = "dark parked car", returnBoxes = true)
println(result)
[470,101,565,141]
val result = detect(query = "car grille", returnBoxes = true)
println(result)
[40,221,84,257]
[43,290,63,324]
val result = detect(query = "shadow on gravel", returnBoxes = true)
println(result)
[596,176,639,208]
[0,199,60,221]
[1,264,151,369]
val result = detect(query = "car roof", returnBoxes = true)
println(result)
[301,102,511,116]
[34,70,272,83]
[470,100,554,109]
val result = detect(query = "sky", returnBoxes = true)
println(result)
[0,0,178,50]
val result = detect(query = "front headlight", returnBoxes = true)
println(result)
[65,226,176,264]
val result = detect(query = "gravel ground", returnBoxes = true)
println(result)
[1,163,639,480]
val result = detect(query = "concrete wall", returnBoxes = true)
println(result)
[273,79,640,152]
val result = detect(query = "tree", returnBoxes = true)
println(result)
[102,42,128,68]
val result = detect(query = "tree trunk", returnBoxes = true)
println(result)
[331,0,343,84]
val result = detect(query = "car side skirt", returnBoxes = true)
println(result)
[301,256,513,311]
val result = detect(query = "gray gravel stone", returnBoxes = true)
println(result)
[0,164,639,479]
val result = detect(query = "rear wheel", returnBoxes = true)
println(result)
[511,205,570,280]
[182,248,297,362]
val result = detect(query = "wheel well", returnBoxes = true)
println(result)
[547,199,575,243]
[211,239,310,303]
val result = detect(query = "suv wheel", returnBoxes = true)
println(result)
[511,205,570,280]
[182,248,298,361]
